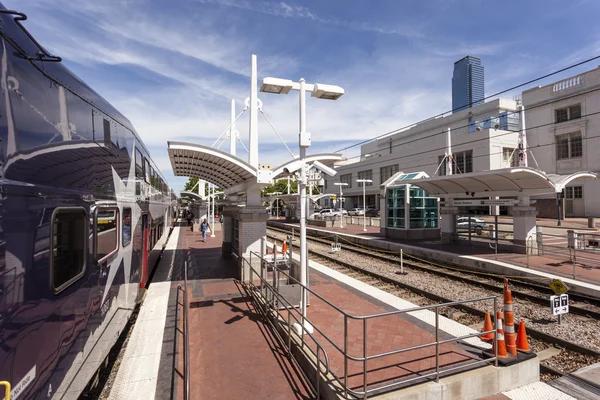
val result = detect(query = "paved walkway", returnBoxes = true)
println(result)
[272,222,600,286]
[180,226,312,400]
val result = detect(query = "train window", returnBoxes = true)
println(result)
[144,159,151,183]
[122,207,132,247]
[103,118,111,147]
[135,149,144,179]
[97,208,119,261]
[51,208,87,293]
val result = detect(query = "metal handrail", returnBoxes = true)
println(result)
[176,261,190,400]
[244,251,499,399]
[242,256,331,398]
[0,381,10,400]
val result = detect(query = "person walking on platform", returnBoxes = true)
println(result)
[200,218,210,242]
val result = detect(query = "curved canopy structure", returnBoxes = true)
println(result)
[168,141,264,192]
[180,191,204,202]
[272,153,345,179]
[403,167,597,196]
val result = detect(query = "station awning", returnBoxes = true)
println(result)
[272,153,345,179]
[180,191,204,202]
[168,141,270,194]
[401,167,597,197]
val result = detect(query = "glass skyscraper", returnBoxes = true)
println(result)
[452,56,484,113]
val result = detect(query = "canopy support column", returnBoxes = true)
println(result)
[513,196,538,254]
[440,199,459,244]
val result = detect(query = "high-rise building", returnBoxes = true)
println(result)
[452,56,485,113]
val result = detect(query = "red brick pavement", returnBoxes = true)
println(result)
[179,227,312,400]
[286,270,483,394]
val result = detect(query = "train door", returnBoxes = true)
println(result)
[139,214,149,288]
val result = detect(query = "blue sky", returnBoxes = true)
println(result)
[7,0,600,192]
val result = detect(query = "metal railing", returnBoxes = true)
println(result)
[0,381,10,400]
[176,261,191,400]
[242,251,498,399]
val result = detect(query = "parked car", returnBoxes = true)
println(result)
[456,216,486,235]
[319,208,348,217]
[365,208,380,217]
[348,208,365,216]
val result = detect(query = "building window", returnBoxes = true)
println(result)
[340,173,352,188]
[565,186,583,199]
[556,132,582,160]
[357,170,373,187]
[380,164,399,183]
[555,104,581,123]
[52,208,87,292]
[122,207,132,247]
[97,208,119,261]
[438,150,473,175]
[386,187,406,229]
[502,148,518,167]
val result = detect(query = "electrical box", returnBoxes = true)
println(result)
[300,131,311,147]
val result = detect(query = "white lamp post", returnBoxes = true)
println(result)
[271,191,283,218]
[334,182,348,228]
[356,179,372,231]
[210,183,216,237]
[261,76,344,334]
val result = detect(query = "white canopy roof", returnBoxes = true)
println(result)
[168,141,270,194]
[398,167,596,197]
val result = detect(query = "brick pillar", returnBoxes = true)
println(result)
[440,205,459,244]
[513,206,538,254]
[237,207,268,282]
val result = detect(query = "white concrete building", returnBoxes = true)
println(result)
[323,98,522,210]
[523,66,600,218]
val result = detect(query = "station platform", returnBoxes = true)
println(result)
[105,222,580,400]
[268,221,600,297]
[109,222,312,400]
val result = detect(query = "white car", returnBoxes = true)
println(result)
[456,217,486,235]
[319,208,348,217]
[348,208,365,216]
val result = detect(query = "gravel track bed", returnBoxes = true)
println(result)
[268,230,600,354]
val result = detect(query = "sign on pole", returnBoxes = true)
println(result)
[549,279,569,295]
[550,294,569,316]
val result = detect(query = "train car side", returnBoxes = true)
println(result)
[0,6,172,399]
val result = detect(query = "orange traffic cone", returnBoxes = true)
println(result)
[282,239,288,253]
[516,321,532,354]
[480,312,494,341]
[492,311,509,359]
[503,279,517,356]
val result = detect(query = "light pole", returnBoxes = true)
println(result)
[210,183,216,237]
[271,191,283,218]
[261,76,344,333]
[334,182,348,228]
[356,179,372,231]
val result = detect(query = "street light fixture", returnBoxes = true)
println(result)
[261,76,344,335]
[270,191,283,218]
[356,179,372,232]
[334,182,348,228]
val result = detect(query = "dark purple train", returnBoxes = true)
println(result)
[0,5,175,399]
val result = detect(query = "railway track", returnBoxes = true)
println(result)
[266,226,600,381]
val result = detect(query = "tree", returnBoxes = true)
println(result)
[183,177,209,196]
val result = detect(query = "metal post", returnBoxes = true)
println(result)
[363,183,367,232]
[344,315,348,397]
[248,54,258,168]
[495,215,498,259]
[468,216,472,245]
[518,103,528,167]
[435,307,440,383]
[557,193,562,227]
[184,261,190,400]
[210,184,215,237]
[363,318,368,400]
[446,127,453,176]
[230,99,236,156]
[340,183,344,229]
[493,297,498,367]
[299,78,309,329]
[400,249,404,274]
